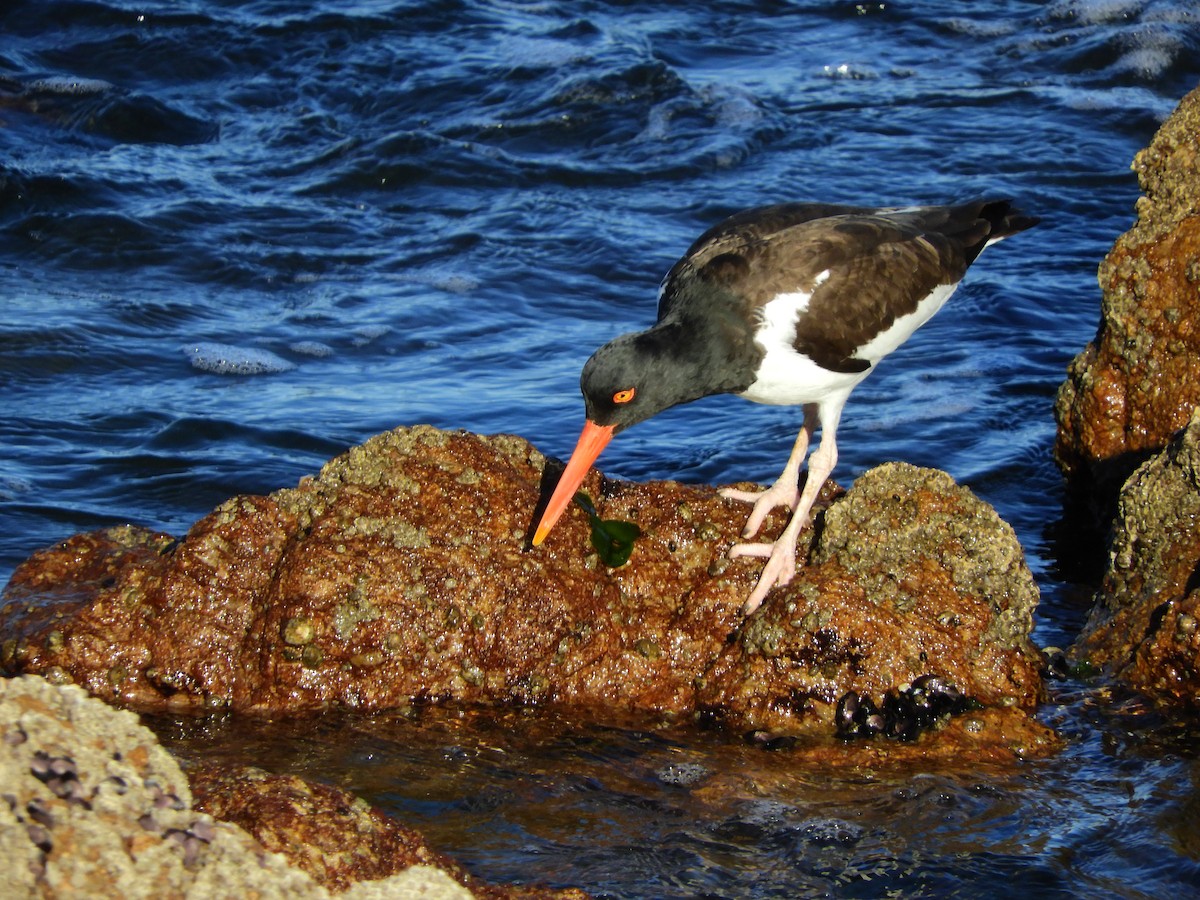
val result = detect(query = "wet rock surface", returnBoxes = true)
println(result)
[189,764,584,899]
[1055,83,1200,523]
[697,463,1042,741]
[0,674,322,898]
[1,425,1045,750]
[1054,82,1200,712]
[0,674,582,899]
[1071,409,1200,708]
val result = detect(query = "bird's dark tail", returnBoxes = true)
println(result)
[896,198,1037,263]
[979,198,1039,240]
[967,199,1038,262]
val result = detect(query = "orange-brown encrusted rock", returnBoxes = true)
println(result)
[190,764,585,899]
[697,463,1042,736]
[1055,83,1200,521]
[1,425,1045,750]
[1071,408,1200,709]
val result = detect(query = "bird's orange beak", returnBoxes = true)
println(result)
[532,420,616,546]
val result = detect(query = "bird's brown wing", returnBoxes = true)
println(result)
[661,212,974,372]
[788,217,973,372]
[657,203,874,320]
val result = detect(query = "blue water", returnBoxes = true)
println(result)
[5,0,1200,895]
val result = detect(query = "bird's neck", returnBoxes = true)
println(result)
[646,296,764,401]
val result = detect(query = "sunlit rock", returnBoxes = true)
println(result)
[0,674,579,899]
[1055,82,1200,524]
[0,675,321,898]
[1,425,1046,753]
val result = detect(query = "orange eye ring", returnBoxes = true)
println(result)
[612,388,636,404]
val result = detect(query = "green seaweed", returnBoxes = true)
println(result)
[575,492,642,567]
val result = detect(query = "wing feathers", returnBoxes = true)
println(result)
[656,200,1035,373]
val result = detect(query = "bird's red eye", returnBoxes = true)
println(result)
[612,388,636,404]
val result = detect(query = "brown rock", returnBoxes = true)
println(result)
[0,674,327,899]
[1055,82,1200,520]
[697,463,1042,735]
[1,425,1045,748]
[190,764,584,899]
[1071,408,1200,708]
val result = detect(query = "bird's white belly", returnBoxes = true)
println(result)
[739,346,867,406]
[855,281,958,361]
[737,280,959,407]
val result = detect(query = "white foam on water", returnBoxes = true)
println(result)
[1144,5,1200,26]
[350,325,391,347]
[1114,44,1177,77]
[1114,19,1184,78]
[496,35,591,69]
[432,274,480,294]
[183,342,296,375]
[288,341,334,358]
[1035,84,1177,121]
[391,271,479,294]
[940,17,1019,38]
[27,76,113,95]
[1049,0,1145,25]
[820,62,878,80]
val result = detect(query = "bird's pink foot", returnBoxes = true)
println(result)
[719,481,800,539]
[724,511,811,619]
[728,533,803,614]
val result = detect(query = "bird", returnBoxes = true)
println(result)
[531,199,1037,615]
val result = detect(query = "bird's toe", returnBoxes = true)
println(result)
[718,486,759,503]
[742,590,767,616]
[733,538,800,615]
[728,541,774,559]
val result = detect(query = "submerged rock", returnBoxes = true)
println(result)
[1,425,1045,752]
[1055,83,1200,523]
[1071,409,1200,708]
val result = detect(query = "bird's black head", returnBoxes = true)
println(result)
[580,323,721,433]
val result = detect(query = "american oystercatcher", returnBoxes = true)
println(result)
[532,199,1036,614]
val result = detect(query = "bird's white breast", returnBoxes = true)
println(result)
[738,285,865,406]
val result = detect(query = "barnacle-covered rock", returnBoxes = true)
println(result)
[696,462,1042,745]
[0,675,584,899]
[0,674,320,898]
[2,426,1046,754]
[1071,408,1200,709]
[1055,83,1200,524]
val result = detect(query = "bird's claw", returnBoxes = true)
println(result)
[727,541,776,560]
[730,539,799,615]
[719,484,800,539]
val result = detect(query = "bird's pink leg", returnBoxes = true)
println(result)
[718,404,818,538]
[726,399,845,615]
[731,434,837,614]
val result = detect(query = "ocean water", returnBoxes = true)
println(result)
[4,0,1200,896]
